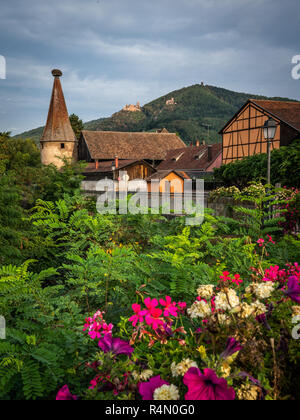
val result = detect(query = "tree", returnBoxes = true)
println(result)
[69,114,84,140]
[0,173,24,265]
[214,140,300,188]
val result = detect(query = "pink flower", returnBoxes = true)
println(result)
[159,296,178,317]
[183,368,235,400]
[98,335,134,357]
[284,276,300,303]
[232,274,243,286]
[177,302,187,314]
[144,297,159,311]
[83,311,113,340]
[267,235,275,244]
[139,376,169,400]
[129,304,148,327]
[220,271,231,282]
[56,385,77,400]
[145,307,164,330]
[263,265,280,282]
[257,238,265,247]
[221,337,243,359]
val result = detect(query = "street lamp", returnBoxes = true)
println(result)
[263,118,277,185]
[111,162,116,180]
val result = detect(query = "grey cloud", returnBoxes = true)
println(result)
[0,0,299,133]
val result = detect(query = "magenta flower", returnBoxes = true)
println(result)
[220,271,231,282]
[139,375,169,400]
[129,303,148,327]
[284,276,300,303]
[267,234,275,244]
[98,335,134,357]
[257,238,265,247]
[183,368,235,400]
[159,296,178,317]
[56,385,77,400]
[232,274,243,286]
[145,307,164,330]
[263,265,280,282]
[144,297,159,311]
[83,311,113,340]
[221,337,243,359]
[178,302,187,311]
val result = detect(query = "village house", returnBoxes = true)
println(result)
[220,99,300,165]
[40,69,222,195]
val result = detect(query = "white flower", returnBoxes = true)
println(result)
[215,289,240,311]
[132,369,153,381]
[154,384,180,400]
[250,301,267,317]
[292,306,300,316]
[187,300,211,319]
[237,302,255,319]
[217,313,231,326]
[237,384,259,400]
[248,282,275,300]
[171,359,198,377]
[197,285,215,299]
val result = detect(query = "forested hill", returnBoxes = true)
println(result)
[14,84,295,144]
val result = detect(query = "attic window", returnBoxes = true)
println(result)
[61,143,65,149]
[172,152,184,162]
[194,151,206,160]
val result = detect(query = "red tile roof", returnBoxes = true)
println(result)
[81,130,186,160]
[41,70,76,143]
[156,144,222,171]
[147,170,190,181]
[250,100,300,132]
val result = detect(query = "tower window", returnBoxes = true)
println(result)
[61,143,65,149]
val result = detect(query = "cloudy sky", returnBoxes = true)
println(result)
[0,0,300,134]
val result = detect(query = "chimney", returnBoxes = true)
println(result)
[115,156,119,169]
[196,140,200,147]
[207,145,213,161]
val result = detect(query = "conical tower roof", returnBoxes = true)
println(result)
[41,69,76,142]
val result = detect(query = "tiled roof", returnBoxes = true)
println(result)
[41,70,76,142]
[81,130,186,160]
[251,100,300,132]
[156,144,222,171]
[83,159,151,173]
[147,170,190,181]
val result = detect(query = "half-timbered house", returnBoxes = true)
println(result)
[220,99,300,165]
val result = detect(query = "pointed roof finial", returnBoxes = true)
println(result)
[52,69,63,77]
[41,69,76,143]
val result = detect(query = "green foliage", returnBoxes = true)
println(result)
[0,174,24,265]
[69,114,84,140]
[0,262,92,400]
[214,140,300,188]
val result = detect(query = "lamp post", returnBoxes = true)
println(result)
[263,118,277,186]
[111,162,116,180]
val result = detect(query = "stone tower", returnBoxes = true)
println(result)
[40,69,77,168]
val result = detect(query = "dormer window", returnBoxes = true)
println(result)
[194,151,205,160]
[172,152,184,162]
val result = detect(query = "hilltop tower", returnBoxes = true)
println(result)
[40,69,77,168]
